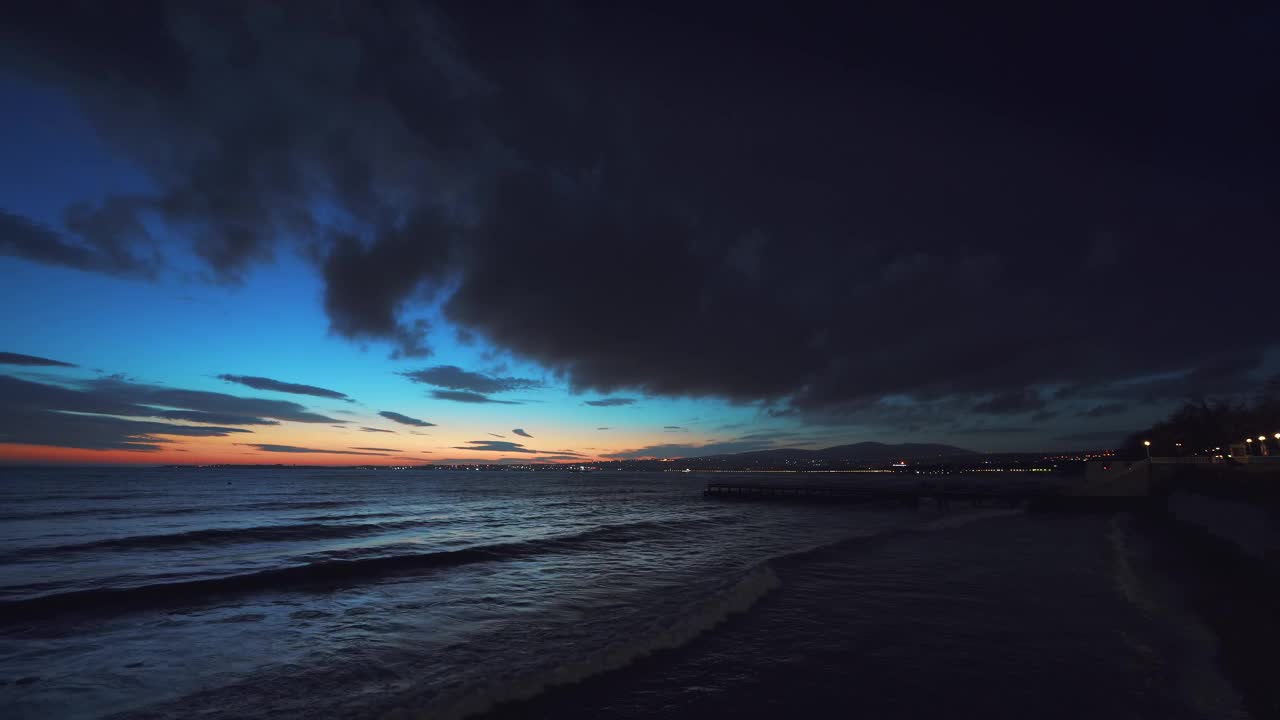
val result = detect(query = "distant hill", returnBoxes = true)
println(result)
[690,441,977,464]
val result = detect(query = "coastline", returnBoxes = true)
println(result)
[1135,502,1280,720]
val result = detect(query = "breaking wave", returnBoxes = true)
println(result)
[390,562,782,720]
[0,519,711,625]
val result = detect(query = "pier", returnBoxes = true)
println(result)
[702,480,1153,511]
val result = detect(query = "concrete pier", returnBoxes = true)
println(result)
[702,480,1152,512]
[704,482,1036,507]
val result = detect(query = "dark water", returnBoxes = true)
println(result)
[0,468,1249,719]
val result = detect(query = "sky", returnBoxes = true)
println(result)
[1,2,1277,465]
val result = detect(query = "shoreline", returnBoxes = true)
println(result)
[1136,507,1280,720]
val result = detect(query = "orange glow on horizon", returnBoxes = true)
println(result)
[0,442,624,466]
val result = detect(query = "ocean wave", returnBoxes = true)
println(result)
[382,511,1019,719]
[0,499,360,522]
[389,562,782,720]
[0,507,114,521]
[763,506,1024,570]
[300,511,405,522]
[1,519,433,560]
[241,499,359,511]
[1108,516,1250,719]
[0,519,708,626]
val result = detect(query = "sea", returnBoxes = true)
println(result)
[0,467,1252,720]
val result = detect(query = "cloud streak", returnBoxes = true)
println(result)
[0,209,157,278]
[217,374,350,401]
[452,440,538,454]
[151,410,279,426]
[0,351,77,367]
[0,373,345,451]
[378,410,436,427]
[237,444,389,456]
[402,365,541,394]
[1,375,255,450]
[431,390,520,404]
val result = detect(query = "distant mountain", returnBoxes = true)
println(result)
[691,441,976,464]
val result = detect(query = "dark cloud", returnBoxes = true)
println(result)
[972,389,1046,415]
[603,429,816,459]
[512,428,533,438]
[350,447,398,452]
[948,426,1037,435]
[83,377,343,424]
[1054,430,1134,448]
[734,431,810,443]
[3,2,1276,440]
[238,444,388,456]
[151,410,279,426]
[1080,403,1128,418]
[664,426,686,432]
[0,351,77,367]
[1,412,250,451]
[487,433,505,438]
[605,438,782,460]
[0,374,338,452]
[452,440,538,454]
[1,375,253,450]
[401,365,540,394]
[0,209,158,278]
[217,374,350,401]
[584,398,636,407]
[1066,360,1267,407]
[360,426,395,433]
[378,410,436,427]
[431,390,519,404]
[596,427,610,430]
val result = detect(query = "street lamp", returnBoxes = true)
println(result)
[1143,440,1151,460]
[1246,438,1253,455]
